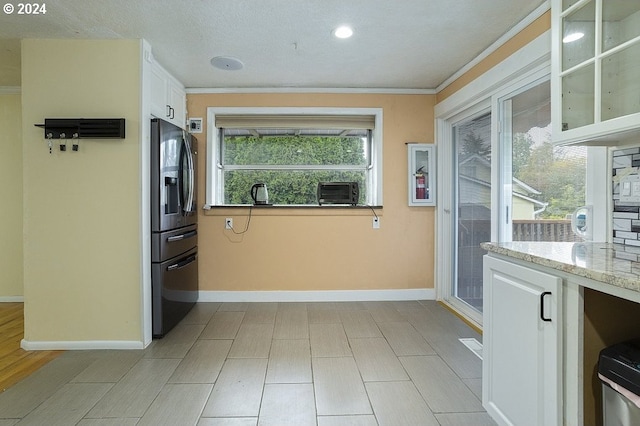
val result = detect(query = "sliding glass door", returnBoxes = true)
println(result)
[453,112,492,313]
[500,80,586,244]
[442,77,587,325]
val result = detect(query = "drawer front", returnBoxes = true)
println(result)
[152,224,197,262]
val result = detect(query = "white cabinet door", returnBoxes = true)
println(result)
[148,62,187,129]
[149,64,169,120]
[168,79,186,129]
[483,255,562,426]
[551,0,640,146]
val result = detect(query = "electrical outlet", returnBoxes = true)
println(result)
[225,218,233,230]
[372,217,380,229]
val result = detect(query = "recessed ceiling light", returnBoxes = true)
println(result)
[563,32,584,43]
[210,56,244,71]
[333,26,353,39]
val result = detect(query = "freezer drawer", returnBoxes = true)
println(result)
[152,247,198,338]
[152,224,197,263]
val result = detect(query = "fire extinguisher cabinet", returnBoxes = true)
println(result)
[408,143,436,206]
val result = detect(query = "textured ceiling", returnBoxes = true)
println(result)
[0,0,545,90]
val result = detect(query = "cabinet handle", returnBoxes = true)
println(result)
[540,291,552,322]
[166,105,171,118]
[170,107,175,120]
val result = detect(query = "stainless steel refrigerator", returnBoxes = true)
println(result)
[150,118,198,338]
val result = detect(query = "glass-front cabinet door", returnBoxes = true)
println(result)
[408,143,436,206]
[552,0,640,145]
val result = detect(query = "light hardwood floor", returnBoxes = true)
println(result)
[0,303,62,392]
[0,301,496,425]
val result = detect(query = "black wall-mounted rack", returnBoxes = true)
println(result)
[34,118,126,139]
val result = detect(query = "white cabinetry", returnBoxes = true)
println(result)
[483,255,562,426]
[149,60,186,129]
[551,0,640,145]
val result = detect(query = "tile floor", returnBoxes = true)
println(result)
[0,300,496,425]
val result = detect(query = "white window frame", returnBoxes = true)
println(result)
[435,30,610,328]
[439,101,492,328]
[205,107,383,207]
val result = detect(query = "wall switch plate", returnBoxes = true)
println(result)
[372,217,380,229]
[225,218,233,229]
[620,175,640,203]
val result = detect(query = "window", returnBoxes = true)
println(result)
[206,108,383,207]
[500,79,587,243]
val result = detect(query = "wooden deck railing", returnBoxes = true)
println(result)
[512,219,580,242]
[456,219,580,308]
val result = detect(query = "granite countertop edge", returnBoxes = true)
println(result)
[481,242,640,293]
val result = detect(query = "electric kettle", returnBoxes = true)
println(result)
[251,183,269,205]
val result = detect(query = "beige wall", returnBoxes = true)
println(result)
[0,93,23,298]
[188,93,436,292]
[21,39,142,342]
[0,39,21,86]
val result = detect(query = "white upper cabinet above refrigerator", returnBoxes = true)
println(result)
[551,0,640,146]
[148,54,187,130]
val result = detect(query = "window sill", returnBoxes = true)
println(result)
[203,204,383,217]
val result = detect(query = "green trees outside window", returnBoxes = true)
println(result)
[221,131,369,205]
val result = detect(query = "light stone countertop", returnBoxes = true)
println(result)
[481,242,640,293]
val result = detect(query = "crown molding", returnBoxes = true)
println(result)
[186,87,435,95]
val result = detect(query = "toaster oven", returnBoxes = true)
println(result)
[317,182,359,206]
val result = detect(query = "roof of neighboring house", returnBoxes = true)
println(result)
[459,174,547,208]
[459,153,543,198]
[459,154,491,168]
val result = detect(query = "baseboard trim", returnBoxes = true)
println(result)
[18,290,435,350]
[21,339,145,351]
[0,296,24,302]
[198,289,435,303]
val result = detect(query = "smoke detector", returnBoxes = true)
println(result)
[210,56,244,71]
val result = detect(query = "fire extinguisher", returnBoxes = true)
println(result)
[415,167,426,199]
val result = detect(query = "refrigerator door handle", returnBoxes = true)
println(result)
[166,230,197,242]
[186,137,195,213]
[180,135,195,214]
[189,154,195,211]
[166,254,197,271]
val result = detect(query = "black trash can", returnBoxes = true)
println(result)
[598,339,640,426]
